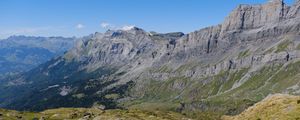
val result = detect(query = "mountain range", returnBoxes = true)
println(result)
[0,36,75,79]
[1,0,300,119]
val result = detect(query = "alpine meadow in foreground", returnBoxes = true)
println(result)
[1,0,300,120]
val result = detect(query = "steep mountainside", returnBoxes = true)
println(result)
[0,36,75,78]
[2,0,300,119]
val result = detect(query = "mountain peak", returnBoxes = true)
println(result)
[121,25,136,31]
[105,26,142,32]
[103,26,147,38]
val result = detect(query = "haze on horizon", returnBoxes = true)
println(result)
[0,0,294,39]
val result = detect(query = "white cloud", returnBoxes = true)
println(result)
[76,24,84,29]
[100,22,111,29]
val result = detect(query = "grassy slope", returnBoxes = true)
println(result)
[222,94,300,120]
[0,108,191,120]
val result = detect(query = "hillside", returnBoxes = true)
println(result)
[222,94,300,120]
[2,0,300,119]
[0,36,75,78]
[0,108,191,120]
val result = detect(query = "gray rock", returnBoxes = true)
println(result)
[5,0,300,114]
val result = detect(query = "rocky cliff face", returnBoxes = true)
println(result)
[222,0,289,31]
[2,0,300,119]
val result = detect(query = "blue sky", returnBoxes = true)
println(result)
[0,0,294,38]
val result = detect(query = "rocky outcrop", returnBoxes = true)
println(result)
[287,0,300,18]
[222,0,289,31]
[4,1,300,119]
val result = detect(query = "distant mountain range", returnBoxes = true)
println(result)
[2,0,300,119]
[0,36,76,79]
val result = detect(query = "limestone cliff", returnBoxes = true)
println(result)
[2,0,300,119]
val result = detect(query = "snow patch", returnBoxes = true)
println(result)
[40,84,60,91]
[48,84,59,88]
[59,86,72,96]
[121,25,135,31]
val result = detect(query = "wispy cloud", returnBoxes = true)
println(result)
[76,24,85,29]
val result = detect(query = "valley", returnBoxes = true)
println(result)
[1,0,300,119]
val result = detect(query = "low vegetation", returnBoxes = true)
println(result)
[275,40,292,53]
[0,108,192,120]
[238,49,250,59]
[222,94,300,120]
